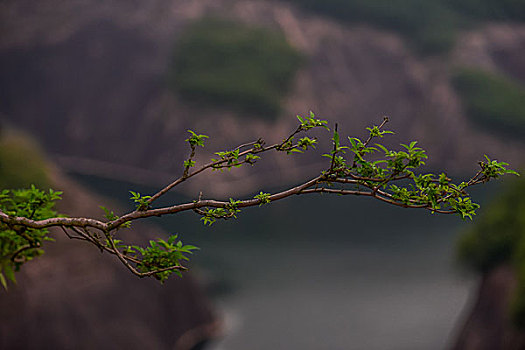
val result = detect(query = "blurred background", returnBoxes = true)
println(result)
[1,0,525,349]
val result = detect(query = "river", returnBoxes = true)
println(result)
[71,174,498,350]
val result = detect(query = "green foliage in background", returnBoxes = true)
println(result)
[286,0,525,54]
[169,19,303,118]
[447,0,525,22]
[0,132,50,189]
[458,175,525,327]
[452,67,525,138]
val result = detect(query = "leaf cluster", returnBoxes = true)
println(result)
[312,117,518,220]
[198,198,242,226]
[0,186,61,289]
[109,235,198,283]
[186,130,208,148]
[254,191,271,206]
[129,191,152,211]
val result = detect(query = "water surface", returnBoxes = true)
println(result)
[72,174,496,350]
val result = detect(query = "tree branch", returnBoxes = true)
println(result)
[0,114,517,285]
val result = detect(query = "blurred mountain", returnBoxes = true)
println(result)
[1,0,525,197]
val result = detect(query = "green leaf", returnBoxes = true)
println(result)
[254,191,271,205]
[3,264,16,284]
[186,130,209,147]
[0,273,7,290]
[182,245,200,251]
[100,206,118,221]
[333,129,340,149]
[184,159,196,168]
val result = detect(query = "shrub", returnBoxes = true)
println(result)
[452,68,525,138]
[286,0,525,54]
[0,131,50,189]
[169,19,303,119]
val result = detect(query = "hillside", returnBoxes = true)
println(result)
[1,0,524,197]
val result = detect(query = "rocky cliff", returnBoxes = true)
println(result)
[452,265,525,350]
[1,0,524,197]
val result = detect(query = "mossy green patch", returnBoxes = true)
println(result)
[452,68,525,138]
[286,0,525,54]
[169,19,303,119]
[0,131,50,190]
